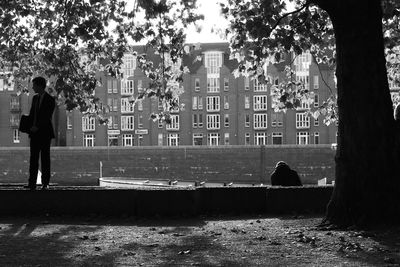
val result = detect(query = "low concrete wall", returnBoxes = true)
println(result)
[0,186,333,216]
[0,145,336,186]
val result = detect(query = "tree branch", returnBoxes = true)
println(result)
[270,2,310,32]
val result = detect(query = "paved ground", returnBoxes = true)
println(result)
[0,215,399,266]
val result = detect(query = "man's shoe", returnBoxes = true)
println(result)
[23,185,36,190]
[41,185,49,190]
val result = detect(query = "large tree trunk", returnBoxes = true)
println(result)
[321,0,400,227]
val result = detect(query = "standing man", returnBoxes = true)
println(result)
[26,76,55,190]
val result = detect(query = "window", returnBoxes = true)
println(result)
[296,112,310,129]
[297,132,310,145]
[207,77,220,93]
[314,94,319,107]
[113,80,118,93]
[137,99,143,111]
[198,114,203,128]
[207,114,220,130]
[121,80,134,95]
[166,115,179,130]
[207,96,220,112]
[198,96,203,110]
[314,132,320,144]
[244,77,250,91]
[254,114,268,129]
[224,78,229,91]
[313,75,319,89]
[245,114,250,127]
[223,95,229,109]
[158,120,163,128]
[193,114,198,128]
[253,95,267,111]
[274,77,279,86]
[108,79,116,94]
[253,79,267,92]
[138,135,143,146]
[207,133,220,146]
[167,133,179,146]
[107,98,113,111]
[121,116,134,131]
[108,135,118,146]
[245,133,250,145]
[224,114,229,127]
[193,133,203,146]
[83,134,95,147]
[67,115,72,130]
[297,75,310,90]
[271,113,283,127]
[224,133,230,145]
[113,98,118,111]
[122,134,133,146]
[107,116,113,129]
[158,133,163,146]
[113,115,119,129]
[10,114,19,127]
[314,117,319,127]
[121,98,134,113]
[13,129,20,143]
[158,99,163,110]
[272,132,283,145]
[122,54,136,77]
[10,96,20,111]
[245,95,250,109]
[195,78,200,91]
[137,80,143,94]
[205,51,223,75]
[192,96,198,110]
[82,116,95,131]
[0,77,14,91]
[294,51,311,73]
[138,115,143,128]
[254,132,267,145]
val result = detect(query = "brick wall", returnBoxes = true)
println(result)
[0,145,335,186]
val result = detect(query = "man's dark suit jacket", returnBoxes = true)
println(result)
[29,92,55,139]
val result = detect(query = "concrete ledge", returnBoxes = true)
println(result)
[0,186,333,216]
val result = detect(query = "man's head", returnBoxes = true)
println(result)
[32,76,47,94]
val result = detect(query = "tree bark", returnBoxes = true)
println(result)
[320,0,400,227]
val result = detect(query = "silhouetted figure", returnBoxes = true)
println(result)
[25,77,55,190]
[270,161,302,186]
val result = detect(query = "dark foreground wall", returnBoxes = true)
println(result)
[0,186,334,216]
[0,145,335,186]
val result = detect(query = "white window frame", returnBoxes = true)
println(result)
[245,95,250,109]
[207,133,220,146]
[83,134,95,147]
[138,115,143,129]
[206,114,220,130]
[121,98,134,113]
[224,78,229,91]
[195,78,200,91]
[13,129,20,143]
[253,79,267,92]
[245,133,250,145]
[272,132,283,145]
[314,94,319,108]
[296,112,310,129]
[253,114,268,129]
[158,133,163,146]
[198,114,203,128]
[314,117,319,127]
[193,133,203,146]
[166,115,180,130]
[121,80,134,95]
[167,133,179,146]
[122,54,136,77]
[207,77,220,93]
[122,134,133,147]
[245,114,250,127]
[224,114,229,127]
[244,77,250,91]
[296,131,310,145]
[82,116,95,132]
[198,96,203,110]
[271,113,283,127]
[224,133,230,145]
[313,75,319,89]
[314,132,320,144]
[254,132,267,145]
[192,96,198,110]
[206,96,220,112]
[67,115,72,130]
[205,51,223,75]
[224,95,229,109]
[253,95,267,111]
[121,116,134,131]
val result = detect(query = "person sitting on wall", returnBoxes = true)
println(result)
[270,161,303,186]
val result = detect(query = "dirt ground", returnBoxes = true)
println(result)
[0,214,399,266]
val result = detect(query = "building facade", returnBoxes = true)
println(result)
[0,43,338,147]
[66,43,338,147]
